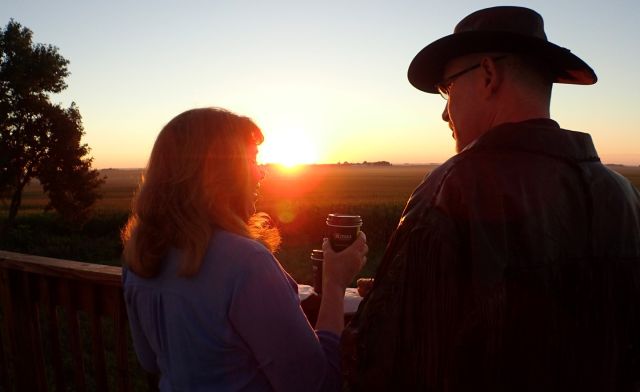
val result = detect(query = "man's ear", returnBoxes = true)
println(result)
[479,56,502,98]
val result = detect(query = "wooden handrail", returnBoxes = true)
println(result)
[0,250,158,392]
[0,250,122,284]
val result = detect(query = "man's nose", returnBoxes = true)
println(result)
[442,103,450,122]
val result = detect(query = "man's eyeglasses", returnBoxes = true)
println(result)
[435,55,507,100]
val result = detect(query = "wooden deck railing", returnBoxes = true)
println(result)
[0,250,158,391]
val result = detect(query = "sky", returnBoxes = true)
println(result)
[3,0,639,168]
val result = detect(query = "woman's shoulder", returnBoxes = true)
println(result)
[211,230,270,254]
[204,230,275,272]
[210,231,298,301]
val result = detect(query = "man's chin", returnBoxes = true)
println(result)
[452,130,463,153]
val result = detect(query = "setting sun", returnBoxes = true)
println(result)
[258,126,319,167]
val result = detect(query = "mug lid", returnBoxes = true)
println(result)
[326,213,363,226]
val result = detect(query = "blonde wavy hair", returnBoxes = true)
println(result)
[121,108,281,278]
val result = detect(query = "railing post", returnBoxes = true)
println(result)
[1,269,42,391]
[0,269,15,391]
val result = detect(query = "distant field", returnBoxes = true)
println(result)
[8,163,640,221]
[607,165,640,188]
[8,163,640,214]
[11,164,436,213]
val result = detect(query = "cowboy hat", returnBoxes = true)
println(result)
[408,6,597,93]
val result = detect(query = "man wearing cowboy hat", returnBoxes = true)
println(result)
[343,6,640,391]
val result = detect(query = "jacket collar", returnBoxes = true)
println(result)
[463,118,600,162]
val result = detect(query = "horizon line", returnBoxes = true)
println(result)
[97,161,640,170]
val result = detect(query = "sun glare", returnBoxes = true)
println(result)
[272,162,303,175]
[258,126,319,167]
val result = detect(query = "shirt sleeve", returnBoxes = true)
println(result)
[122,267,160,374]
[228,250,342,392]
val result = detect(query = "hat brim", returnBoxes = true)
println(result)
[408,31,597,93]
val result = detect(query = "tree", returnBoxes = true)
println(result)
[0,19,104,229]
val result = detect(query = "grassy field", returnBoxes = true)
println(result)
[2,163,640,284]
[11,164,433,212]
[12,163,640,213]
[13,163,640,212]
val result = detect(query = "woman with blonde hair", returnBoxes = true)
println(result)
[122,107,367,391]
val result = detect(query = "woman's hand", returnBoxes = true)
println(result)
[321,232,368,293]
[315,232,368,334]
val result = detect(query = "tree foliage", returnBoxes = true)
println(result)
[0,19,104,228]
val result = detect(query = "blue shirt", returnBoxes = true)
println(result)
[123,230,341,391]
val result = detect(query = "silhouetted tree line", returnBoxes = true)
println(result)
[335,161,392,166]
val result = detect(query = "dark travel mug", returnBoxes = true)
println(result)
[310,249,324,294]
[325,213,363,251]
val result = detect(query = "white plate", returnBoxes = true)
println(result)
[297,284,363,314]
[297,284,315,301]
